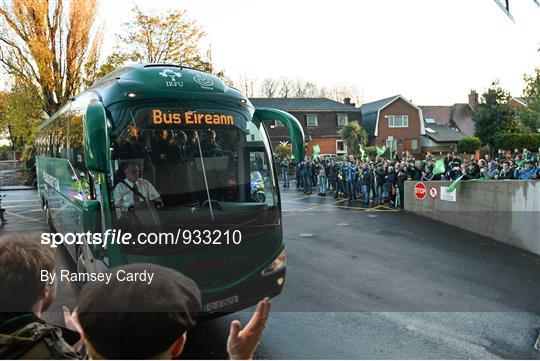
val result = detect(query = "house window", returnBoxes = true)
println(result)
[411,139,418,150]
[388,115,409,128]
[306,114,318,127]
[385,138,396,151]
[337,114,348,126]
[336,140,347,154]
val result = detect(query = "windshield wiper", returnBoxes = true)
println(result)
[195,130,215,221]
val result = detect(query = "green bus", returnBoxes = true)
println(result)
[35,64,304,314]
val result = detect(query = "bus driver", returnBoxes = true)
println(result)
[113,162,163,212]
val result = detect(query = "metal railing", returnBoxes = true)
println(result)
[0,160,26,186]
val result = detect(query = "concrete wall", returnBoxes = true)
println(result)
[404,180,540,255]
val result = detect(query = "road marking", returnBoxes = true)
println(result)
[365,204,399,212]
[534,329,540,351]
[334,205,368,211]
[1,199,39,204]
[14,209,42,214]
[5,211,40,222]
[1,227,49,232]
[288,194,314,201]
[300,198,348,212]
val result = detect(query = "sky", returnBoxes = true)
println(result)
[2,0,540,106]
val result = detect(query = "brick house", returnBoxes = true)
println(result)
[509,96,528,109]
[249,98,362,156]
[360,95,425,155]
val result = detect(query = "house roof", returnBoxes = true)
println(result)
[360,95,425,137]
[424,124,466,143]
[249,98,360,112]
[360,95,401,137]
[360,95,400,115]
[420,135,439,148]
[419,106,452,125]
[512,97,528,106]
[450,103,474,136]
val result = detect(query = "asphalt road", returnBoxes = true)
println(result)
[1,186,539,359]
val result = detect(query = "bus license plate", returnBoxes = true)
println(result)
[204,295,239,312]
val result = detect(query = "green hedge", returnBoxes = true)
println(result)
[457,136,481,154]
[493,133,540,150]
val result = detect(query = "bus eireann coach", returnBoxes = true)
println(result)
[35,64,305,314]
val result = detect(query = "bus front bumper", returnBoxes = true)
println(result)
[199,268,285,319]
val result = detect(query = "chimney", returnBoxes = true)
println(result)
[343,97,351,105]
[468,90,478,107]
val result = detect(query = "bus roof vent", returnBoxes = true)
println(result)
[144,63,183,68]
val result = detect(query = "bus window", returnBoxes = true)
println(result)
[68,105,86,173]
[110,107,279,232]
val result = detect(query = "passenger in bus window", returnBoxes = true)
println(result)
[151,130,171,162]
[185,131,198,157]
[116,126,144,159]
[201,129,223,156]
[166,131,187,161]
[113,162,163,211]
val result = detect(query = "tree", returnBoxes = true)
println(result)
[457,136,481,154]
[0,0,103,116]
[0,84,44,155]
[238,76,257,98]
[338,121,367,156]
[494,133,540,150]
[326,84,363,105]
[260,78,279,98]
[473,81,519,148]
[274,141,292,160]
[102,6,213,74]
[517,67,540,132]
[278,77,293,98]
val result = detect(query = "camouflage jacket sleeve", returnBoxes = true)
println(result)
[0,321,81,359]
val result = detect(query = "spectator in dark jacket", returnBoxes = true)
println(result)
[396,164,408,208]
[361,164,374,205]
[374,164,386,205]
[384,166,397,205]
[498,161,514,179]
[328,159,339,192]
[410,161,423,181]
[464,161,481,180]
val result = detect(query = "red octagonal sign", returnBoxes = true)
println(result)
[414,182,427,200]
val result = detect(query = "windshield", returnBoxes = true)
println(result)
[108,105,279,252]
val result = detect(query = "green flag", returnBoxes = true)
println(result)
[447,174,464,193]
[376,145,386,156]
[359,145,365,157]
[447,175,486,193]
[313,144,320,158]
[433,159,445,175]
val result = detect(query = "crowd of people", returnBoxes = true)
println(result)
[0,234,270,359]
[279,147,540,208]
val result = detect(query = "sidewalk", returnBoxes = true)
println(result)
[0,185,36,191]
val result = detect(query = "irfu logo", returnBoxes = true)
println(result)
[159,69,184,87]
[193,73,214,89]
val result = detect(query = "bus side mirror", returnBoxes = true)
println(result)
[84,102,110,173]
[255,108,305,162]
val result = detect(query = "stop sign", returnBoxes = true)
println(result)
[414,182,427,200]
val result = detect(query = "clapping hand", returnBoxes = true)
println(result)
[227,297,271,360]
[62,307,84,352]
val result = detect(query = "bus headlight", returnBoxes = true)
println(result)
[261,249,286,277]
